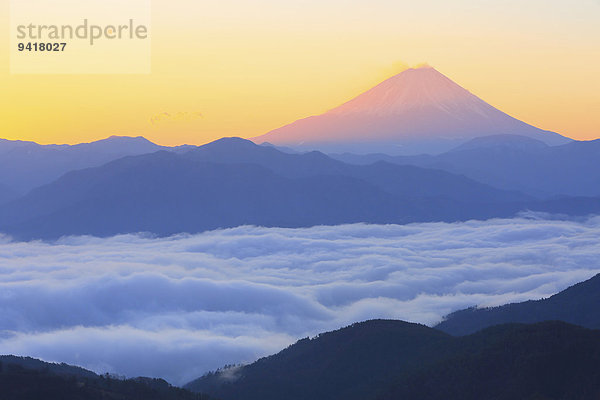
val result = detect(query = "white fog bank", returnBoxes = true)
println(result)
[1,215,599,384]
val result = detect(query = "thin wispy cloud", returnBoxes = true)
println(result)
[0,216,599,384]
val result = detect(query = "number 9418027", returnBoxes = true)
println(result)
[18,42,67,52]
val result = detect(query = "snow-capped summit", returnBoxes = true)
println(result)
[252,66,570,155]
[329,66,487,116]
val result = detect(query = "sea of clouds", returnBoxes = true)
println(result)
[1,215,599,385]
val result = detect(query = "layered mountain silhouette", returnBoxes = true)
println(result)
[0,356,98,379]
[0,356,214,400]
[1,137,598,240]
[435,273,600,336]
[0,135,193,200]
[333,135,600,198]
[252,66,570,155]
[0,138,536,240]
[4,272,600,399]
[186,319,600,400]
[0,183,18,205]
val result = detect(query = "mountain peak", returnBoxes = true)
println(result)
[327,66,474,117]
[448,134,549,153]
[70,135,162,154]
[103,135,155,143]
[252,67,570,155]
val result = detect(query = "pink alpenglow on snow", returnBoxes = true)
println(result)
[252,66,569,155]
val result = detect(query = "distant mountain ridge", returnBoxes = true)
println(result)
[435,272,600,336]
[332,135,600,198]
[0,137,598,240]
[0,135,193,200]
[0,138,524,240]
[252,67,570,155]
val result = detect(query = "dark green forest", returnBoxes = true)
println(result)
[187,320,600,400]
[0,357,214,400]
[436,273,600,335]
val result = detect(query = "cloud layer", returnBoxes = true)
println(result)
[1,216,599,384]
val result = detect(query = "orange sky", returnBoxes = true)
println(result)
[0,0,599,146]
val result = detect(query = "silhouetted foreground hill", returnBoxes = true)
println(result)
[186,320,451,400]
[0,356,98,378]
[186,319,600,400]
[0,356,213,400]
[377,322,600,400]
[435,273,600,336]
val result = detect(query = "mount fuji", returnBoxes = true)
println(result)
[252,66,570,155]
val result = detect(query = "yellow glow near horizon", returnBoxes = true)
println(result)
[0,0,599,146]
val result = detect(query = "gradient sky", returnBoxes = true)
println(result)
[0,0,599,146]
